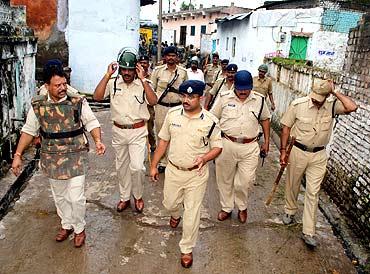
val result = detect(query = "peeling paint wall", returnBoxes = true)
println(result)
[10,0,68,79]
[68,0,140,93]
[0,0,37,168]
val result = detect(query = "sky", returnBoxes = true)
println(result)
[140,0,266,23]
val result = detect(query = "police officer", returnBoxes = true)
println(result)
[150,46,188,173]
[203,53,220,89]
[94,47,157,213]
[205,63,237,110]
[138,55,156,152]
[253,64,276,111]
[212,59,229,83]
[211,70,271,223]
[150,80,222,268]
[280,79,357,248]
[11,65,106,248]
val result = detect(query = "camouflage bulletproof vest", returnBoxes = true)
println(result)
[32,95,88,180]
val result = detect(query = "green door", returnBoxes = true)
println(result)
[289,36,308,60]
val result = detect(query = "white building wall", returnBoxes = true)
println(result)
[216,8,345,76]
[68,0,140,93]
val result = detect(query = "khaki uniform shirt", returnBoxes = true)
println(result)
[104,76,150,124]
[281,96,346,147]
[150,64,188,104]
[38,84,79,96]
[253,76,272,97]
[22,96,100,138]
[204,64,220,84]
[211,90,271,139]
[209,78,234,96]
[159,106,223,169]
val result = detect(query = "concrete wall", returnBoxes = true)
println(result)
[324,14,370,241]
[67,0,140,93]
[216,7,362,75]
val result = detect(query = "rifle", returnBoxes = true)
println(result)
[265,136,296,206]
[157,70,179,105]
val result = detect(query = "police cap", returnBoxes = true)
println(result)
[138,55,150,61]
[179,80,205,96]
[226,64,238,72]
[234,70,253,90]
[221,59,229,65]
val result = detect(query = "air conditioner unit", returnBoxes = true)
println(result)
[278,32,287,43]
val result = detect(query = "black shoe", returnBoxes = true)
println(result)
[158,166,166,173]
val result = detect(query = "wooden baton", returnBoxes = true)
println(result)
[265,136,296,206]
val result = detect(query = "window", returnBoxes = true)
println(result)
[201,25,206,34]
[226,37,229,51]
[232,37,236,57]
[190,26,195,36]
[183,17,185,20]
[217,39,219,45]
[203,15,206,19]
[175,18,177,21]
[192,16,195,20]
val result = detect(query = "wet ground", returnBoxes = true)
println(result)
[0,110,356,274]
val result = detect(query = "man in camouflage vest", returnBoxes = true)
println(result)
[11,64,105,248]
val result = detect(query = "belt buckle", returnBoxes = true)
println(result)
[126,124,134,129]
[236,137,244,143]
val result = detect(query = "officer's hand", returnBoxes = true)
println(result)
[136,63,145,80]
[280,150,288,167]
[95,142,106,155]
[193,156,206,175]
[11,156,22,177]
[107,62,118,76]
[261,142,269,155]
[150,167,159,182]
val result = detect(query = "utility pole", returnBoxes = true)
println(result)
[168,0,171,12]
[157,0,163,64]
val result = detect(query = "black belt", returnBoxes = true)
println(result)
[40,127,84,139]
[294,141,325,153]
[158,101,182,107]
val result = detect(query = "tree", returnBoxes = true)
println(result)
[180,1,195,11]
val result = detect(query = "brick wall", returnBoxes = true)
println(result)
[324,14,370,242]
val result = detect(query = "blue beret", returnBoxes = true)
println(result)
[44,59,63,73]
[163,46,177,55]
[234,70,253,90]
[226,64,238,72]
[138,55,149,61]
[179,80,205,96]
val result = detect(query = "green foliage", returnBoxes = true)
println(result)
[180,1,195,11]
[271,57,307,67]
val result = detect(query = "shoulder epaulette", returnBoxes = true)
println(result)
[203,110,219,123]
[292,96,310,106]
[177,65,187,72]
[219,90,231,97]
[252,91,264,98]
[168,105,182,114]
[153,64,166,72]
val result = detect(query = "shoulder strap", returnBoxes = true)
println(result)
[208,78,226,109]
[332,98,339,129]
[207,122,216,139]
[258,96,265,121]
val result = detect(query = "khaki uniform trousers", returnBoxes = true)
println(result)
[154,104,172,167]
[215,138,260,212]
[147,105,156,149]
[163,163,209,254]
[112,125,147,201]
[49,175,86,234]
[285,146,327,236]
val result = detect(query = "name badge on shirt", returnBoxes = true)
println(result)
[171,123,182,128]
[227,103,236,107]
